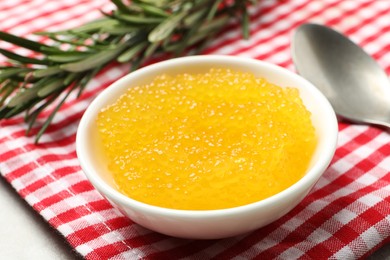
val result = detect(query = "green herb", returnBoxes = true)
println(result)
[0,0,254,143]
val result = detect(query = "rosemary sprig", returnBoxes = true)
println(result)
[0,0,254,143]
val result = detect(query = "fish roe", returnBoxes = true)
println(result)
[96,68,317,210]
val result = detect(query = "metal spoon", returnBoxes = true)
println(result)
[291,23,390,128]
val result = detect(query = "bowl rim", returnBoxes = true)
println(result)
[76,55,338,218]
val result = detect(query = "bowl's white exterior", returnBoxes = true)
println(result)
[76,55,338,239]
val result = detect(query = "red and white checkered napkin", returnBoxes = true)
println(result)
[1,0,390,259]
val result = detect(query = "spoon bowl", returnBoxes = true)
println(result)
[292,23,390,128]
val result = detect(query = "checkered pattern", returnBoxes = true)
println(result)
[1,0,390,259]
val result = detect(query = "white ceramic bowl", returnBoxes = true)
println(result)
[76,55,338,239]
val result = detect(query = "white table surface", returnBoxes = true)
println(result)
[0,175,389,259]
[0,176,81,259]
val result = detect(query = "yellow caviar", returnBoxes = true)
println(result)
[96,68,317,210]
